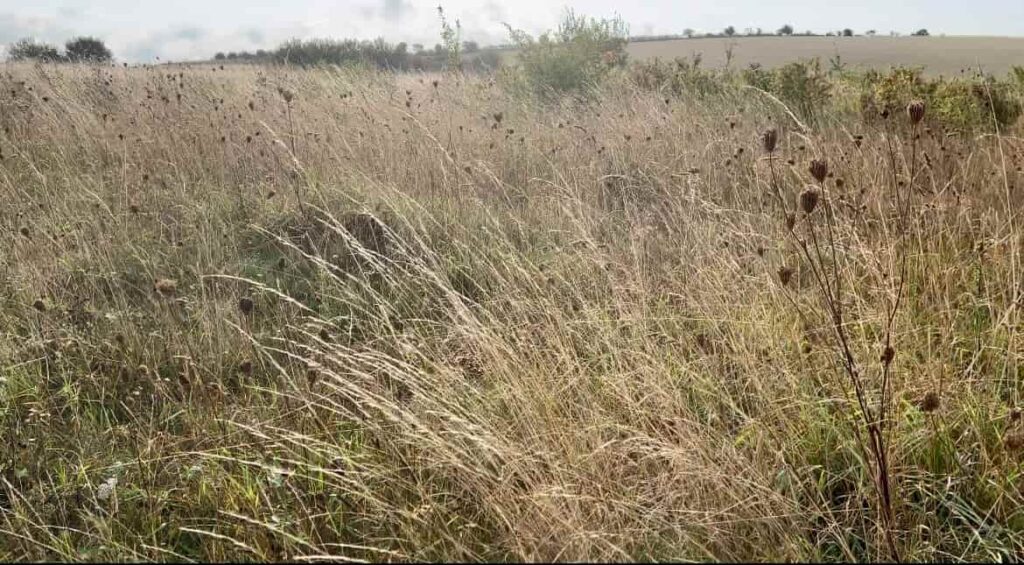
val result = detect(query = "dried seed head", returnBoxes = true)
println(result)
[907,100,926,125]
[785,213,796,231]
[277,87,294,104]
[319,327,332,342]
[154,278,177,297]
[809,159,828,183]
[919,391,940,413]
[239,296,254,315]
[1011,407,1022,422]
[762,128,778,153]
[881,345,895,365]
[32,299,46,312]
[1005,431,1024,452]
[778,266,794,286]
[239,359,253,375]
[799,186,820,215]
[19,226,30,238]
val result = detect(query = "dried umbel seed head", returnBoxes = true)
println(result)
[1005,431,1024,452]
[239,359,253,376]
[762,128,778,153]
[919,391,940,413]
[19,226,30,238]
[32,299,46,312]
[809,159,828,183]
[799,186,820,214]
[154,278,177,297]
[319,327,332,342]
[778,266,794,286]
[277,87,294,104]
[881,345,895,365]
[238,296,254,315]
[907,100,926,125]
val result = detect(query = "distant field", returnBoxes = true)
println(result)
[625,35,1024,76]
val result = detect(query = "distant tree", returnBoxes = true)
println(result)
[683,28,695,38]
[865,29,877,36]
[777,24,794,36]
[912,28,929,36]
[462,40,479,53]
[7,38,62,62]
[756,27,763,36]
[826,31,835,37]
[433,43,444,55]
[214,52,226,60]
[412,43,425,54]
[65,37,113,63]
[724,26,736,37]
[842,28,854,37]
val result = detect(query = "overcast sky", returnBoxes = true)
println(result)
[2,0,1022,62]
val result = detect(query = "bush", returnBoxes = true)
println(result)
[769,59,832,122]
[273,38,409,70]
[65,37,113,63]
[502,10,628,99]
[630,55,731,99]
[860,67,1020,131]
[7,38,63,62]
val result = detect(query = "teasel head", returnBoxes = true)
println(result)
[762,128,778,153]
[799,186,820,215]
[809,159,828,183]
[907,100,926,125]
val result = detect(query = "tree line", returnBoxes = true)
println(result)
[7,37,113,63]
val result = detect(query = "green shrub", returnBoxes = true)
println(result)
[858,66,934,120]
[630,56,731,99]
[770,59,832,122]
[860,67,1020,131]
[502,10,628,100]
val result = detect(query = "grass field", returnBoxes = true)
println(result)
[1,57,1024,562]
[626,35,1024,76]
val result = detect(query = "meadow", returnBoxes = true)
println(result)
[1,43,1024,562]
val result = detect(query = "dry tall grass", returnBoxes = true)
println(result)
[2,61,1024,562]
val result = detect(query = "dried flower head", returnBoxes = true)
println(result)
[809,159,828,183]
[32,299,46,312]
[239,296,254,316]
[1005,431,1024,452]
[277,86,294,104]
[154,278,177,297]
[778,266,794,286]
[19,226,30,238]
[907,100,926,125]
[881,345,895,365]
[762,128,778,153]
[239,359,253,375]
[919,391,940,413]
[799,186,820,215]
